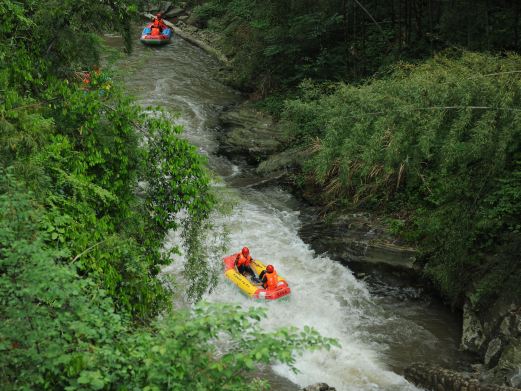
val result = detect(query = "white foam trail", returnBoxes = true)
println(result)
[228,164,241,177]
[124,40,421,391]
[188,188,420,391]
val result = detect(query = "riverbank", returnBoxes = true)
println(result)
[214,77,521,391]
[155,4,521,390]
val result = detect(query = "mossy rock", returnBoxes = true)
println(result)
[493,337,521,387]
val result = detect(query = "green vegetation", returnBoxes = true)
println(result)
[0,0,207,317]
[280,52,521,305]
[0,185,336,389]
[0,0,335,389]
[0,186,336,389]
[190,0,521,92]
[189,0,521,307]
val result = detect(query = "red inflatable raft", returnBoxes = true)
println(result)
[223,254,291,300]
[140,23,172,46]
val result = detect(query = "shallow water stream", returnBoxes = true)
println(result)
[107,31,469,391]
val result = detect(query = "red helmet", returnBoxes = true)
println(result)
[266,264,274,273]
[241,247,249,256]
[156,12,162,17]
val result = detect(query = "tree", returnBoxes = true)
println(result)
[0,173,338,390]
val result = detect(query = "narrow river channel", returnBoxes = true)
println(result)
[107,31,468,391]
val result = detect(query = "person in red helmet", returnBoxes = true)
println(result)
[259,264,279,290]
[235,247,259,282]
[150,26,161,36]
[153,13,167,31]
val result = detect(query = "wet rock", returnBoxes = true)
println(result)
[224,168,289,190]
[217,103,283,163]
[178,15,189,22]
[462,303,487,354]
[404,362,521,391]
[298,212,418,270]
[257,149,304,175]
[164,7,184,18]
[485,338,503,367]
[302,383,336,391]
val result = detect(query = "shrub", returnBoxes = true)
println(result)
[282,51,521,302]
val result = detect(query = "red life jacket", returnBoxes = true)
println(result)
[236,253,252,268]
[153,18,166,29]
[151,27,161,36]
[265,270,278,290]
[82,73,91,85]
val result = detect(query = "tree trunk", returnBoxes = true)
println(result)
[515,2,520,49]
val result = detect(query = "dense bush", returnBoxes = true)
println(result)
[0,178,335,390]
[0,1,335,389]
[281,51,521,304]
[0,0,224,317]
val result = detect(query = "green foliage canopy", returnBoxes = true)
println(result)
[191,0,521,93]
[0,175,337,390]
[0,0,220,317]
[1,1,336,390]
[281,51,521,304]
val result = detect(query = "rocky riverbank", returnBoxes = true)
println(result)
[215,102,521,391]
[460,302,521,387]
[147,2,521,390]
[405,363,521,391]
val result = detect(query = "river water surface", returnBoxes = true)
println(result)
[108,31,469,391]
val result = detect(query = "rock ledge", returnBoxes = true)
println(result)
[405,363,521,391]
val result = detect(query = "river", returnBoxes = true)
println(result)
[107,30,469,391]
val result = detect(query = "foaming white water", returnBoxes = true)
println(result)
[117,37,422,391]
[197,188,420,391]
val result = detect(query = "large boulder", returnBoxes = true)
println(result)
[404,362,521,391]
[462,302,487,354]
[298,212,418,270]
[217,103,283,163]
